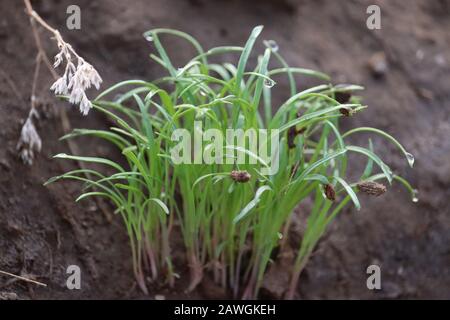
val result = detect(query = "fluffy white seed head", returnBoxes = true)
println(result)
[79,92,92,115]
[17,111,42,165]
[51,42,102,116]
[50,76,68,95]
[69,87,84,105]
[76,59,102,90]
[53,52,64,68]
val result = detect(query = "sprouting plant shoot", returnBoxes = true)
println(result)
[46,26,416,299]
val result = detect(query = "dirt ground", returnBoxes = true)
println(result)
[0,0,449,299]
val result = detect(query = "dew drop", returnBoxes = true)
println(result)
[264,40,279,53]
[406,152,415,167]
[145,35,153,42]
[264,78,276,88]
[412,189,419,203]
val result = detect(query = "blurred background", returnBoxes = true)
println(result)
[0,0,449,299]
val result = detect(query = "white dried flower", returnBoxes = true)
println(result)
[53,52,63,68]
[74,59,102,90]
[50,76,68,95]
[17,109,42,165]
[51,40,102,116]
[69,87,83,104]
[79,92,92,115]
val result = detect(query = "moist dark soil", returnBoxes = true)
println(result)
[1,0,449,300]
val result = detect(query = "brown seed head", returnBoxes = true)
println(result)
[324,184,336,201]
[357,181,387,197]
[230,170,251,183]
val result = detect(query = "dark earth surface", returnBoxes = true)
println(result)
[0,0,449,299]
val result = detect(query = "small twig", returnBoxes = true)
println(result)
[31,53,42,110]
[0,270,47,287]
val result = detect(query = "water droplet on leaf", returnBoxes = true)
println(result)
[406,152,415,167]
[145,35,153,42]
[412,189,419,203]
[264,40,279,53]
[264,78,276,88]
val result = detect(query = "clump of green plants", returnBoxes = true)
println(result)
[46,26,416,299]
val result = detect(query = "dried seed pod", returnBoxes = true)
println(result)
[334,91,352,104]
[324,184,336,201]
[230,170,251,183]
[16,109,42,165]
[357,181,387,197]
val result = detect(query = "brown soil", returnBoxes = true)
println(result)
[1,0,449,300]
